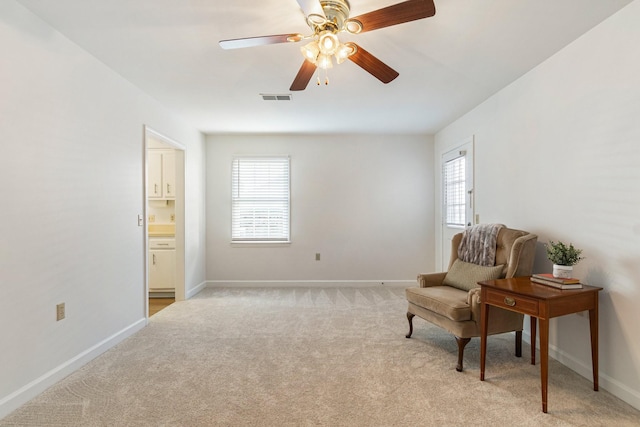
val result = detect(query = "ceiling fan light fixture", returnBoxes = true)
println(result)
[316,53,333,69]
[335,42,355,64]
[301,41,320,63]
[318,31,339,55]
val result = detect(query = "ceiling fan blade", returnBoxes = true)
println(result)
[350,0,436,33]
[219,34,303,50]
[290,60,317,91]
[347,43,399,84]
[296,0,325,19]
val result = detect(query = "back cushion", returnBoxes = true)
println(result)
[442,259,504,292]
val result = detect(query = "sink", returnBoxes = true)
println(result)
[148,223,175,236]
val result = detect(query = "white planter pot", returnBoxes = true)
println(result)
[553,264,573,279]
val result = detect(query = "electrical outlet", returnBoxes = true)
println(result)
[148,215,155,223]
[56,303,65,321]
[170,214,175,222]
[315,253,321,261]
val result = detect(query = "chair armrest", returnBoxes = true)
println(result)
[417,272,447,288]
[468,288,482,321]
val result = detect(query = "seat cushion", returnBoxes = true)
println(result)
[442,259,504,291]
[406,286,471,322]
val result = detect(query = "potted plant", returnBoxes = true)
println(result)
[545,240,584,278]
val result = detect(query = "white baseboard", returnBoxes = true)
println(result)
[206,280,413,288]
[0,318,146,420]
[186,280,208,299]
[523,332,640,411]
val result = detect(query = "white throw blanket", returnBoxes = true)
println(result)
[457,223,504,266]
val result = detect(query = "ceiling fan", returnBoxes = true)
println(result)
[219,0,436,91]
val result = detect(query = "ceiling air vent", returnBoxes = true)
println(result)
[260,94,292,101]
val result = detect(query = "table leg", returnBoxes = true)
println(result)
[480,300,489,381]
[589,306,599,391]
[540,318,549,413]
[530,316,537,365]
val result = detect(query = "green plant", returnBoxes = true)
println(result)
[545,241,583,266]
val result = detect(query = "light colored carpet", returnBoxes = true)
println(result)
[2,287,639,426]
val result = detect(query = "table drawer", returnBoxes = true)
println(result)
[485,289,539,316]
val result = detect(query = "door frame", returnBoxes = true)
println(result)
[143,126,186,318]
[438,136,474,270]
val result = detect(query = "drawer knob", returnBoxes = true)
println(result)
[504,297,516,307]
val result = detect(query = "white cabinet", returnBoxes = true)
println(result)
[148,151,163,198]
[149,238,175,292]
[148,150,175,199]
[162,151,176,198]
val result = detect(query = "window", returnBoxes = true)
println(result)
[443,154,466,227]
[231,157,290,242]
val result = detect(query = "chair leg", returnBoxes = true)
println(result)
[455,337,471,372]
[406,312,415,338]
[515,330,523,357]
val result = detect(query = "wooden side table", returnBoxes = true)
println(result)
[478,277,602,413]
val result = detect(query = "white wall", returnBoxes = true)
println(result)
[434,0,640,409]
[206,134,435,285]
[0,1,206,418]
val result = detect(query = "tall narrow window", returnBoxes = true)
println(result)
[443,154,466,227]
[231,157,290,242]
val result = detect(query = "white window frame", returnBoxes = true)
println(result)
[443,152,468,228]
[231,156,291,243]
[440,138,474,270]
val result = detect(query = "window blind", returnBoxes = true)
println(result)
[231,157,290,242]
[443,155,466,227]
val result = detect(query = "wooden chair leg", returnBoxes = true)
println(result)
[455,337,471,372]
[406,312,415,338]
[515,330,523,357]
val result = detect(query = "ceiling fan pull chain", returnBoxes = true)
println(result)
[325,69,329,85]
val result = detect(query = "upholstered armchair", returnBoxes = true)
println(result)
[405,226,537,371]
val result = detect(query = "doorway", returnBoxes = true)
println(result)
[440,137,474,270]
[144,126,186,317]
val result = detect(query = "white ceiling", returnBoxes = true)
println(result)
[17,0,633,134]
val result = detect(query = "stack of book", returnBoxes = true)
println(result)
[530,273,583,289]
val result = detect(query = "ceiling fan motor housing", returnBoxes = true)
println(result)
[308,0,351,33]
